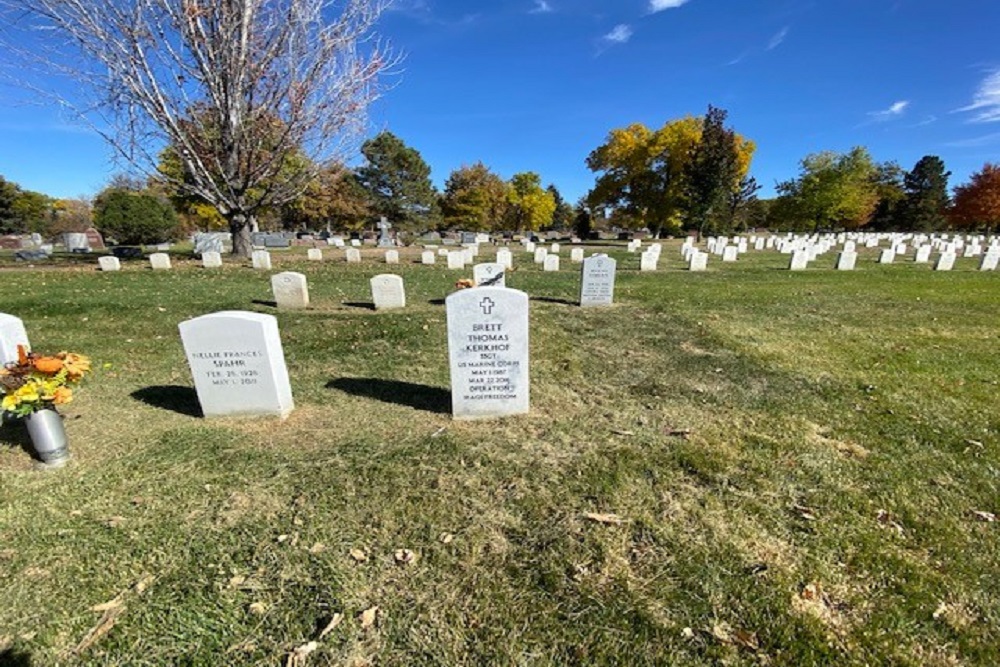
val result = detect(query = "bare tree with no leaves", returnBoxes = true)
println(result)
[0,0,395,256]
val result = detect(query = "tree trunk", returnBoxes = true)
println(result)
[229,212,253,257]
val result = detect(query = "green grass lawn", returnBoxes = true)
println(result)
[0,242,998,666]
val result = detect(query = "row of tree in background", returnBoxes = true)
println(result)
[3,112,1000,244]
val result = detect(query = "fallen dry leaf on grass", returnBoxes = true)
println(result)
[286,641,319,667]
[349,549,368,563]
[733,629,760,652]
[610,429,635,436]
[318,613,344,640]
[438,532,454,544]
[394,549,417,565]
[308,543,326,554]
[359,606,378,630]
[933,602,949,620]
[582,512,624,525]
[793,504,818,521]
[72,606,125,656]
[248,602,267,615]
[971,510,996,522]
[90,599,124,613]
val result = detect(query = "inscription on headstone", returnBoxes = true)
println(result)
[271,272,309,309]
[446,288,529,420]
[579,255,616,307]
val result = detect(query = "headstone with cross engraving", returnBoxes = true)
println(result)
[473,263,506,287]
[446,287,529,420]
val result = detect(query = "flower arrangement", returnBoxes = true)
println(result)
[455,278,475,290]
[1,345,91,417]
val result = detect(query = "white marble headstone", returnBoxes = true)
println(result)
[835,251,857,271]
[474,263,506,287]
[422,250,436,265]
[688,252,708,271]
[934,253,956,271]
[543,255,559,272]
[789,250,809,271]
[149,253,171,270]
[446,287,529,420]
[385,250,399,264]
[252,250,272,270]
[496,248,513,269]
[271,272,309,309]
[202,251,223,268]
[307,248,323,261]
[579,255,616,307]
[640,251,658,271]
[371,274,406,310]
[878,249,895,264]
[722,246,738,262]
[179,311,294,419]
[533,247,548,264]
[447,251,466,270]
[99,256,121,272]
[345,248,361,263]
[570,248,585,263]
[980,251,999,271]
[0,313,29,365]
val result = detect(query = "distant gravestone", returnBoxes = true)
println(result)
[789,250,809,271]
[722,246,739,262]
[350,239,362,247]
[370,274,406,310]
[0,235,23,249]
[570,247,585,263]
[63,232,90,252]
[878,249,895,264]
[446,287,529,420]
[112,246,143,259]
[385,249,400,264]
[447,251,466,270]
[688,252,708,272]
[437,248,450,257]
[934,252,956,271]
[579,255,616,307]
[496,248,513,269]
[835,251,857,271]
[202,251,223,268]
[0,313,30,365]
[307,248,323,261]
[474,263,506,287]
[550,243,561,254]
[980,251,999,271]
[345,248,361,263]
[193,233,225,256]
[252,250,272,270]
[14,250,48,262]
[640,251,658,271]
[179,311,294,419]
[421,250,436,265]
[525,241,536,253]
[377,217,395,248]
[98,256,121,272]
[543,255,559,272]
[533,247,547,264]
[915,245,932,263]
[149,253,172,270]
[271,272,309,309]
[85,228,106,250]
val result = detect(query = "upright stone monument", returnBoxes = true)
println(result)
[202,251,223,269]
[271,272,310,309]
[179,311,294,419]
[252,250,272,270]
[98,256,121,272]
[377,217,395,248]
[446,288,529,420]
[579,255,616,307]
[0,313,30,365]
[370,274,406,310]
[473,263,506,287]
[149,253,172,270]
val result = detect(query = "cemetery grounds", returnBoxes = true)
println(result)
[0,242,998,666]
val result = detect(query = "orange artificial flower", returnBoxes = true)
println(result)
[16,344,28,366]
[51,386,73,405]
[58,352,91,379]
[33,356,64,374]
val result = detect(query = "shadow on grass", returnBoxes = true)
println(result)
[0,417,37,461]
[327,377,450,414]
[131,385,203,418]
[342,301,376,311]
[531,296,577,306]
[428,298,445,306]
[0,647,33,667]
[251,299,278,308]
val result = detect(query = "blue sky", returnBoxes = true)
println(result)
[2,0,999,205]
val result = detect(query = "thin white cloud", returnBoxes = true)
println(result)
[726,51,749,66]
[767,26,789,50]
[529,0,553,14]
[649,0,691,13]
[868,100,910,121]
[956,69,1000,123]
[909,115,937,128]
[944,132,1000,148]
[603,24,633,44]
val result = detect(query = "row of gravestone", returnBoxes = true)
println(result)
[0,257,617,424]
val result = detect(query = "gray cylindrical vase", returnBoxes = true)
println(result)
[24,409,70,467]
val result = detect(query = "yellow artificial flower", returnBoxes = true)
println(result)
[2,394,19,411]
[14,383,40,404]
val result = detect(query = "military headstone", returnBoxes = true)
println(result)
[98,256,121,272]
[0,313,30,365]
[271,272,309,309]
[370,274,406,310]
[474,263,506,287]
[252,250,272,270]
[149,253,172,270]
[579,255,616,307]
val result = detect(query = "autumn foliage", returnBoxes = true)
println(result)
[949,163,1000,232]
